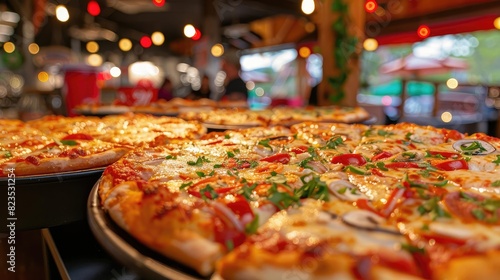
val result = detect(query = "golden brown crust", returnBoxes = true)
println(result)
[1,147,129,176]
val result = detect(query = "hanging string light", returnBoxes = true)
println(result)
[152,0,165,7]
[417,25,430,39]
[56,5,70,22]
[301,0,315,15]
[87,1,101,16]
[364,0,377,13]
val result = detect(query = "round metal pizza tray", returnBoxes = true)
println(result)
[202,123,261,132]
[88,182,213,280]
[0,167,105,232]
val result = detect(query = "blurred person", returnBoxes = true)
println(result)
[188,75,212,100]
[157,77,174,101]
[220,50,248,101]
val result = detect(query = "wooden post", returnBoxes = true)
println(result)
[432,82,440,117]
[317,0,365,107]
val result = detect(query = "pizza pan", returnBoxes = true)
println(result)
[88,182,214,280]
[0,168,104,232]
[202,123,261,132]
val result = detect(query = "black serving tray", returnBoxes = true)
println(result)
[0,168,104,232]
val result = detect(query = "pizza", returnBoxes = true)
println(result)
[178,106,370,127]
[98,121,500,279]
[0,114,206,176]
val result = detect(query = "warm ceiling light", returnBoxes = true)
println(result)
[87,54,103,66]
[211,44,224,57]
[119,38,132,51]
[363,38,378,51]
[365,0,378,13]
[38,71,49,82]
[87,0,101,16]
[494,17,500,30]
[28,43,40,54]
[151,31,165,46]
[3,42,15,53]
[301,0,315,15]
[152,0,165,7]
[110,66,121,78]
[56,5,70,22]
[184,24,196,38]
[86,41,99,53]
[140,36,152,48]
[298,46,311,58]
[417,25,430,39]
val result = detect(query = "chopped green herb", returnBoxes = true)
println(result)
[492,155,500,165]
[196,171,206,178]
[258,139,273,151]
[417,197,450,220]
[200,184,218,201]
[227,151,235,158]
[344,165,369,175]
[213,164,223,168]
[268,185,299,210]
[225,240,234,251]
[165,155,177,160]
[295,174,329,201]
[60,140,78,146]
[337,187,348,194]
[401,243,425,254]
[492,180,500,187]
[233,149,240,154]
[402,152,416,159]
[376,162,388,171]
[239,183,258,201]
[471,208,486,221]
[321,136,344,150]
[377,130,393,137]
[245,215,259,234]
[224,134,230,139]
[459,141,487,155]
[179,181,193,190]
[433,180,448,187]
[249,161,259,168]
[363,129,373,137]
[2,150,12,158]
[187,156,210,166]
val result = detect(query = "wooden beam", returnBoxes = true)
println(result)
[317,0,365,107]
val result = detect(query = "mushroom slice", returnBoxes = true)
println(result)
[342,210,400,235]
[452,139,496,155]
[328,180,368,202]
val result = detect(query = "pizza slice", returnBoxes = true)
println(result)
[0,133,129,176]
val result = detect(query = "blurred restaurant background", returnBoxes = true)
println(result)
[0,0,500,135]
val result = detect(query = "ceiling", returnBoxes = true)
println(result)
[21,0,303,55]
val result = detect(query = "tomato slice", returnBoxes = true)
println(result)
[291,146,308,154]
[61,133,94,140]
[371,151,392,161]
[385,162,422,169]
[434,159,468,171]
[427,150,459,159]
[213,216,246,249]
[331,153,366,166]
[225,196,254,218]
[260,153,291,164]
[443,129,463,141]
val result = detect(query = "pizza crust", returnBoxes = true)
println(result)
[2,148,128,176]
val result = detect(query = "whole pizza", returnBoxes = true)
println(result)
[97,121,500,279]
